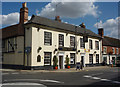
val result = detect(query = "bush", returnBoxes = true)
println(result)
[65,56,70,66]
[53,56,58,67]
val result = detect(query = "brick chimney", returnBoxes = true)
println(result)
[80,23,86,28]
[55,16,61,22]
[98,28,104,37]
[19,2,28,24]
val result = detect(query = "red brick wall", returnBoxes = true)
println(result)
[103,46,120,55]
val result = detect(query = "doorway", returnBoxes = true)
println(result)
[112,57,116,65]
[59,56,63,69]
[81,54,85,67]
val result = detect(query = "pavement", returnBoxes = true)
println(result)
[0,66,112,72]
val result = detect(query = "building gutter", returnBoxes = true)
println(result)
[23,24,25,68]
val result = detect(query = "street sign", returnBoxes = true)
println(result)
[25,47,31,54]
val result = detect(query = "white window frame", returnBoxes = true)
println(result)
[70,53,75,64]
[112,48,115,54]
[44,52,51,65]
[80,38,85,48]
[89,54,93,64]
[70,36,75,47]
[116,48,119,54]
[8,38,15,52]
[95,41,99,50]
[44,31,52,45]
[96,54,99,64]
[59,34,64,47]
[89,39,92,49]
[103,46,107,54]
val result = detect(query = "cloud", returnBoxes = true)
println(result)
[94,17,120,38]
[0,12,19,26]
[0,12,31,27]
[37,0,100,18]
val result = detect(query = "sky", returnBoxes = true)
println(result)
[0,1,119,39]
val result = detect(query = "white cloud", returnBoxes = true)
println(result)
[0,12,19,26]
[0,12,31,26]
[94,17,120,38]
[37,0,100,18]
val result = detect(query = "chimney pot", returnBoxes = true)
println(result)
[22,2,27,8]
[19,2,28,24]
[55,16,61,22]
[80,23,86,28]
[98,28,104,37]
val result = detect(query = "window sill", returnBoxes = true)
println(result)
[80,47,85,49]
[44,44,52,46]
[3,51,15,53]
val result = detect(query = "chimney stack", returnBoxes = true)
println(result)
[80,23,86,28]
[19,2,28,24]
[55,16,61,22]
[98,28,104,37]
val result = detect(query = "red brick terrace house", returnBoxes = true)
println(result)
[98,28,120,66]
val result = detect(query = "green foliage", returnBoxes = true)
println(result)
[65,56,70,66]
[53,56,58,66]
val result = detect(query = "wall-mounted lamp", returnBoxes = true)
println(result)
[94,51,96,54]
[54,48,58,54]
[66,33,68,36]
[78,50,80,52]
[37,47,42,53]
[37,28,40,31]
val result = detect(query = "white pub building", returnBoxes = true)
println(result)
[2,3,102,70]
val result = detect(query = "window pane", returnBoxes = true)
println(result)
[96,54,99,64]
[70,53,75,64]
[89,54,93,64]
[8,38,14,52]
[44,52,51,65]
[95,41,99,50]
[59,34,64,47]
[89,39,92,49]
[2,40,5,48]
[44,32,52,45]
[70,36,75,47]
[80,38,85,48]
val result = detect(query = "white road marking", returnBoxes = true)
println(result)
[2,82,47,86]
[112,81,120,84]
[83,75,120,84]
[83,75,92,78]
[100,79,111,81]
[4,79,64,84]
[40,79,64,83]
[11,72,19,74]
[91,77,101,80]
[4,79,41,82]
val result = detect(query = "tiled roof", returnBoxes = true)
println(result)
[27,15,101,39]
[103,36,120,47]
[1,24,24,39]
[2,15,101,39]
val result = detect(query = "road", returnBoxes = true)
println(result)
[1,67,120,87]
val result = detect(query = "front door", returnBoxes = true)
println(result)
[112,57,116,65]
[81,56,85,67]
[59,56,63,69]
